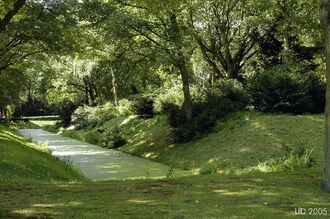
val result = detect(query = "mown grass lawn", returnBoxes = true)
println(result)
[0,170,329,219]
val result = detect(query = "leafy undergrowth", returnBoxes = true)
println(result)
[0,123,85,185]
[0,170,329,219]
[53,111,324,173]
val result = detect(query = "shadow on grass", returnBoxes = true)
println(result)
[1,170,329,219]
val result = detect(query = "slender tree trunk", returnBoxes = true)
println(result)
[88,83,96,106]
[110,68,118,106]
[170,13,193,121]
[321,0,330,192]
[4,107,7,119]
[176,57,193,122]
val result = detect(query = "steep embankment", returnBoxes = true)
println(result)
[58,111,324,172]
[0,124,84,185]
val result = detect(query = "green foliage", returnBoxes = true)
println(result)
[165,81,247,143]
[132,96,155,119]
[199,158,225,175]
[100,127,127,149]
[253,147,316,173]
[208,79,250,105]
[0,124,84,185]
[116,99,135,116]
[247,66,325,114]
[72,100,135,128]
[154,85,184,113]
[84,130,100,145]
[72,105,99,128]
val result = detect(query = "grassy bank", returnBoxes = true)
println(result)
[0,123,85,185]
[1,118,329,218]
[0,170,328,219]
[53,111,324,172]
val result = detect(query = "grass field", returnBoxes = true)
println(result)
[0,123,85,186]
[55,111,324,172]
[1,114,329,218]
[0,170,328,219]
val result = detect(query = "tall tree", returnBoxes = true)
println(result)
[321,0,330,192]
[189,0,263,80]
[0,0,26,32]
[119,0,194,120]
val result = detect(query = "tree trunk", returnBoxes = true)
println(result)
[170,13,193,121]
[176,58,193,122]
[110,68,118,106]
[321,0,330,192]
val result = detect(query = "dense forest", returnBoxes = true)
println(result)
[0,0,323,119]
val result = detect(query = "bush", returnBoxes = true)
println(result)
[154,85,184,113]
[165,87,246,143]
[100,127,127,149]
[207,79,250,105]
[71,106,98,128]
[132,96,155,119]
[71,100,135,127]
[116,99,134,116]
[199,158,224,175]
[253,146,316,173]
[247,66,325,114]
[112,135,128,149]
[95,102,117,121]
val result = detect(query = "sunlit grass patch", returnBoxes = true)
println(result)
[54,111,324,175]
[0,124,85,186]
[0,170,328,219]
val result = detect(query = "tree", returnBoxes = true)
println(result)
[321,0,330,192]
[118,0,194,121]
[0,0,79,73]
[0,0,27,32]
[189,0,264,80]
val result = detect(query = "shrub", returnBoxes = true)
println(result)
[252,146,316,173]
[162,80,248,143]
[165,93,245,143]
[132,96,155,119]
[116,99,134,116]
[154,85,184,113]
[95,102,117,121]
[247,66,325,114]
[71,106,98,128]
[100,128,127,149]
[112,135,128,149]
[71,100,135,127]
[199,158,224,175]
[207,79,250,105]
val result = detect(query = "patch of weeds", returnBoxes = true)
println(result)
[252,146,316,173]
[166,166,175,178]
[199,158,225,175]
[26,134,33,143]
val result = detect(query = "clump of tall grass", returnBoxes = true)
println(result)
[252,146,316,173]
